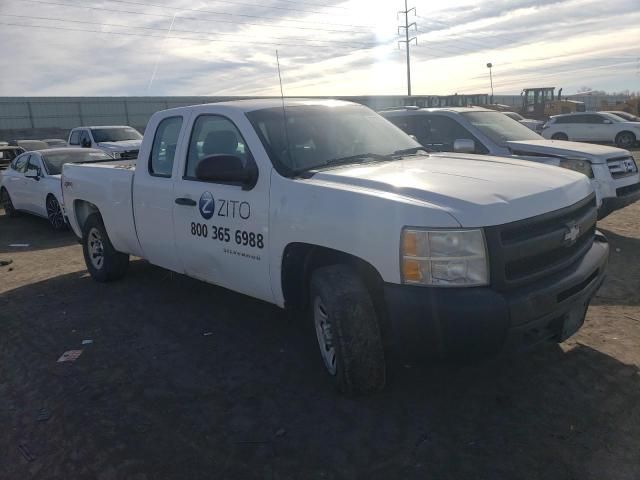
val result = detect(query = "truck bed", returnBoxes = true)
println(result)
[62,160,143,257]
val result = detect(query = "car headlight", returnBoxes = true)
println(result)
[401,229,489,286]
[111,151,122,159]
[559,159,594,178]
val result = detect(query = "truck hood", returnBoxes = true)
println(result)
[96,140,142,151]
[506,139,628,163]
[308,154,593,227]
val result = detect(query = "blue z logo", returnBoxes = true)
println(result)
[199,191,215,219]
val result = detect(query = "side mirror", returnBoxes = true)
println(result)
[25,168,41,180]
[453,139,475,154]
[81,139,91,148]
[195,154,257,190]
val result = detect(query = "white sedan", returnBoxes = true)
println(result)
[542,112,640,148]
[1,148,113,230]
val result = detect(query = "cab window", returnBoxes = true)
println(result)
[69,130,80,145]
[415,115,488,153]
[185,115,248,180]
[150,116,183,177]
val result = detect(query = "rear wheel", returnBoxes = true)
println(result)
[310,265,386,395]
[615,131,636,149]
[82,213,129,282]
[551,132,568,141]
[1,188,18,217]
[46,195,66,230]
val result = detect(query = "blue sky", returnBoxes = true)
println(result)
[0,0,638,96]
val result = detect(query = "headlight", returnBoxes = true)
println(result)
[111,152,122,159]
[559,159,594,178]
[401,229,489,286]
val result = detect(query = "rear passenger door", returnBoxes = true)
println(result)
[133,114,188,272]
[172,113,272,302]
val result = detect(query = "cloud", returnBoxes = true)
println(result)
[0,0,636,96]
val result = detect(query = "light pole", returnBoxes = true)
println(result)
[486,62,494,103]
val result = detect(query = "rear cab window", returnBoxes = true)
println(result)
[69,130,80,145]
[149,116,183,177]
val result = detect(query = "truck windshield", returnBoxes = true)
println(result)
[42,150,113,175]
[91,127,142,143]
[246,104,422,175]
[462,111,542,145]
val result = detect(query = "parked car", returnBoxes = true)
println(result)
[67,126,142,159]
[542,112,640,148]
[602,111,640,123]
[379,106,640,218]
[8,139,49,151]
[42,138,68,148]
[0,148,114,230]
[502,111,545,132]
[0,146,26,170]
[61,99,608,394]
[0,141,8,147]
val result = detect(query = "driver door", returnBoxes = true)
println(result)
[172,113,272,302]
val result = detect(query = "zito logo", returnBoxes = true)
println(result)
[199,191,215,220]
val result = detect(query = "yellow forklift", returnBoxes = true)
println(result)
[520,87,586,120]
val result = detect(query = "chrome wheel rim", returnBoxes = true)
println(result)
[619,133,634,148]
[314,296,337,376]
[88,227,105,270]
[46,197,64,229]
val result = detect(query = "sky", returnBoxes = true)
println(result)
[0,0,638,97]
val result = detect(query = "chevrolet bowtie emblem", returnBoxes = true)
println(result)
[564,225,580,244]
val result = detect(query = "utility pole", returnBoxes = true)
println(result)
[486,62,494,103]
[398,1,417,96]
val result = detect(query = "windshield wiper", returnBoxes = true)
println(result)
[324,152,392,166]
[391,146,430,156]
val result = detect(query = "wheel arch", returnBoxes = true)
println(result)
[73,199,100,233]
[281,243,388,331]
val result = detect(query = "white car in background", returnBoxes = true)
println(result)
[503,111,545,132]
[380,107,640,218]
[1,148,113,230]
[542,112,640,149]
[67,126,143,159]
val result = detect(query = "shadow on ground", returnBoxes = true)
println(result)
[1,261,638,479]
[0,210,76,254]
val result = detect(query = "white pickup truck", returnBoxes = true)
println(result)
[62,99,609,394]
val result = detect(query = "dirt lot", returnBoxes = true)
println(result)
[1,171,640,479]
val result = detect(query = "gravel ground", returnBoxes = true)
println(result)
[1,155,639,479]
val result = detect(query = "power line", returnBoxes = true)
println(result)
[398,0,417,96]
[0,20,380,51]
[49,0,374,31]
[2,13,379,47]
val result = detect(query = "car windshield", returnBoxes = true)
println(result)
[462,111,542,145]
[91,127,142,143]
[246,104,423,175]
[599,112,624,123]
[505,112,524,121]
[42,150,113,175]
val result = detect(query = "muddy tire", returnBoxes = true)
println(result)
[310,265,386,395]
[82,213,129,282]
[615,131,636,149]
[46,195,67,231]
[551,132,568,141]
[1,188,18,217]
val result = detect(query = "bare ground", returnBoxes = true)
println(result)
[1,175,639,479]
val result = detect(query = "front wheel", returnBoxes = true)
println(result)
[1,188,18,217]
[615,131,636,149]
[82,213,129,282]
[310,265,386,395]
[46,195,67,230]
[551,132,568,141]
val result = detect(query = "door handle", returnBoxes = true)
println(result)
[175,197,196,206]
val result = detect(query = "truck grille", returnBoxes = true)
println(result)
[120,150,139,159]
[607,156,637,178]
[485,194,597,291]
